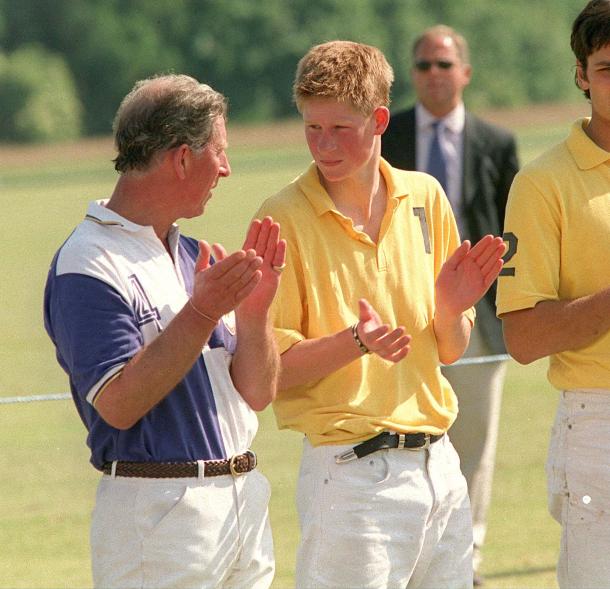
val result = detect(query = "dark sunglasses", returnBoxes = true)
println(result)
[414,60,455,72]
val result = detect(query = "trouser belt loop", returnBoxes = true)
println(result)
[110,460,117,479]
[197,460,205,480]
[397,433,406,449]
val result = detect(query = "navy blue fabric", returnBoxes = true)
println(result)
[426,121,448,193]
[44,235,236,469]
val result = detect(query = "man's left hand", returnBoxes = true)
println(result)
[435,234,505,317]
[237,216,286,320]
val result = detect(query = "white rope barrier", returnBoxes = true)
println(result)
[447,353,511,366]
[0,393,71,405]
[0,355,512,406]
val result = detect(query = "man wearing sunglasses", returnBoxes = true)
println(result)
[382,25,519,586]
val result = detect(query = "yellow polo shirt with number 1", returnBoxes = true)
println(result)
[256,158,474,447]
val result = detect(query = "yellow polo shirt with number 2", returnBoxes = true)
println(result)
[497,118,610,391]
[256,158,473,446]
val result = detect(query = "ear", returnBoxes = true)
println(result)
[576,61,589,91]
[373,106,390,135]
[172,144,190,180]
[462,63,473,85]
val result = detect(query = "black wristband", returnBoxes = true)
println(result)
[351,323,371,355]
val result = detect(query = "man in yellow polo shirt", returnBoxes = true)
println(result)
[497,2,610,588]
[257,40,505,588]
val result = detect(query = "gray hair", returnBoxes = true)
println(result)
[112,74,227,173]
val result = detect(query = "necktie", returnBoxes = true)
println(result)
[426,120,447,193]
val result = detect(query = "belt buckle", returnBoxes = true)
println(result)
[246,450,257,471]
[406,433,431,451]
[229,451,256,476]
[229,454,245,477]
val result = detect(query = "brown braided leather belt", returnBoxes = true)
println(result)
[102,450,257,479]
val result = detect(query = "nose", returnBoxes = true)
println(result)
[318,130,337,152]
[429,63,446,73]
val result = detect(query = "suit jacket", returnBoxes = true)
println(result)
[381,106,519,353]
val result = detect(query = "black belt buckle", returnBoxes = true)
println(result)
[404,433,432,451]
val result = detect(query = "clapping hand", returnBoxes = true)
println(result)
[189,239,262,322]
[189,217,286,323]
[355,298,411,363]
[238,217,287,319]
[435,235,505,318]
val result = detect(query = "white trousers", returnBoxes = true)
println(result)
[295,435,473,589]
[441,324,506,571]
[547,388,610,589]
[90,469,274,589]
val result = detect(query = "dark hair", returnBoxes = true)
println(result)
[112,74,227,173]
[571,0,610,99]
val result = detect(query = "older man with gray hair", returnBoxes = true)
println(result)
[44,74,285,588]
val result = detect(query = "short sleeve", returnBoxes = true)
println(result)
[267,234,308,354]
[45,273,143,404]
[496,170,561,315]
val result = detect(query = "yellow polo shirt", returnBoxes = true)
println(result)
[497,118,610,390]
[256,159,473,446]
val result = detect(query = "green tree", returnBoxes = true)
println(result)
[0,44,82,142]
[0,0,592,140]
[186,0,394,120]
[52,1,187,134]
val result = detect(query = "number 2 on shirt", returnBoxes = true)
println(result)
[500,232,518,276]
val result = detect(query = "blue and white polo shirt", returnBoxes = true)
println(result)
[44,200,258,470]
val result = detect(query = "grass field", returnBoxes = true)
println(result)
[0,103,588,588]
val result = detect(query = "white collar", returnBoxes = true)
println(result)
[416,102,466,135]
[85,199,180,243]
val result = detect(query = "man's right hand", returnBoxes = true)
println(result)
[278,298,411,391]
[355,298,412,363]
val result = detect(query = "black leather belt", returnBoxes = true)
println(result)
[335,431,444,463]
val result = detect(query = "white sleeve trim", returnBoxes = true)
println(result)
[86,364,126,406]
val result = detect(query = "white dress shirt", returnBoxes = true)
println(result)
[415,102,467,236]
